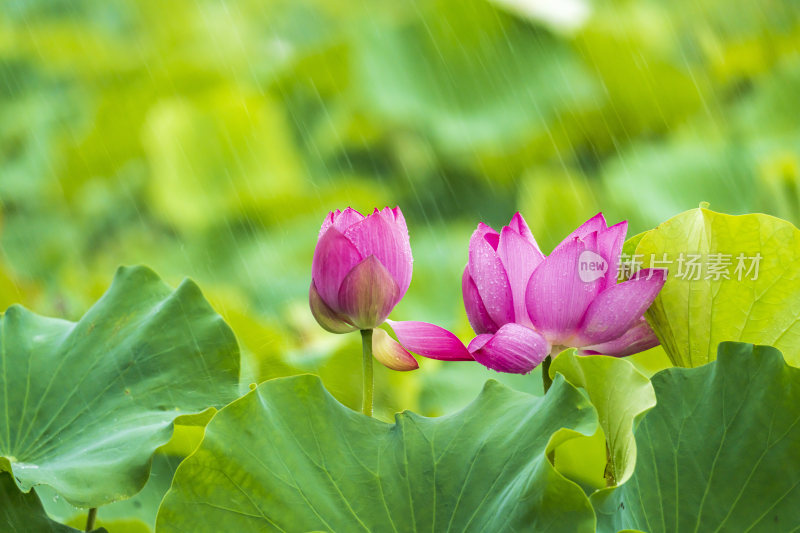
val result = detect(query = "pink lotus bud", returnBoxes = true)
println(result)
[310,207,413,332]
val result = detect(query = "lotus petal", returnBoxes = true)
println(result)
[309,282,358,334]
[311,227,363,309]
[497,225,543,325]
[577,317,660,357]
[462,267,499,335]
[337,256,400,329]
[526,232,602,344]
[470,323,550,374]
[468,224,515,327]
[372,328,419,371]
[575,268,667,346]
[344,210,413,296]
[386,320,473,361]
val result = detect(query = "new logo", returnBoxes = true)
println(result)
[578,250,608,282]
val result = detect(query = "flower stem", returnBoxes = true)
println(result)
[361,329,374,417]
[85,508,97,532]
[541,355,553,394]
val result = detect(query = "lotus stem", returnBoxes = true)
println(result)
[85,508,97,532]
[361,329,374,416]
[541,355,553,393]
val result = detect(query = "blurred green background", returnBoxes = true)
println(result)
[2,0,800,425]
[3,0,800,529]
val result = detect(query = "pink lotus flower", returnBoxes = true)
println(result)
[309,207,418,370]
[387,213,666,374]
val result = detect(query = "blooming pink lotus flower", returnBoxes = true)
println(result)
[310,207,418,370]
[387,213,666,374]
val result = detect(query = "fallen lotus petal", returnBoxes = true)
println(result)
[386,319,473,361]
[371,328,419,371]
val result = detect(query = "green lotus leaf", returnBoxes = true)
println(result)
[613,342,800,531]
[633,206,800,366]
[157,374,598,532]
[550,350,656,491]
[39,453,183,533]
[0,266,240,508]
[622,231,646,258]
[1,471,86,533]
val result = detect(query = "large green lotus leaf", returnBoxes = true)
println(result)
[156,374,598,532]
[1,471,86,533]
[38,454,183,533]
[612,342,800,532]
[0,266,240,508]
[634,206,800,367]
[550,350,656,491]
[625,346,674,378]
[551,426,607,492]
